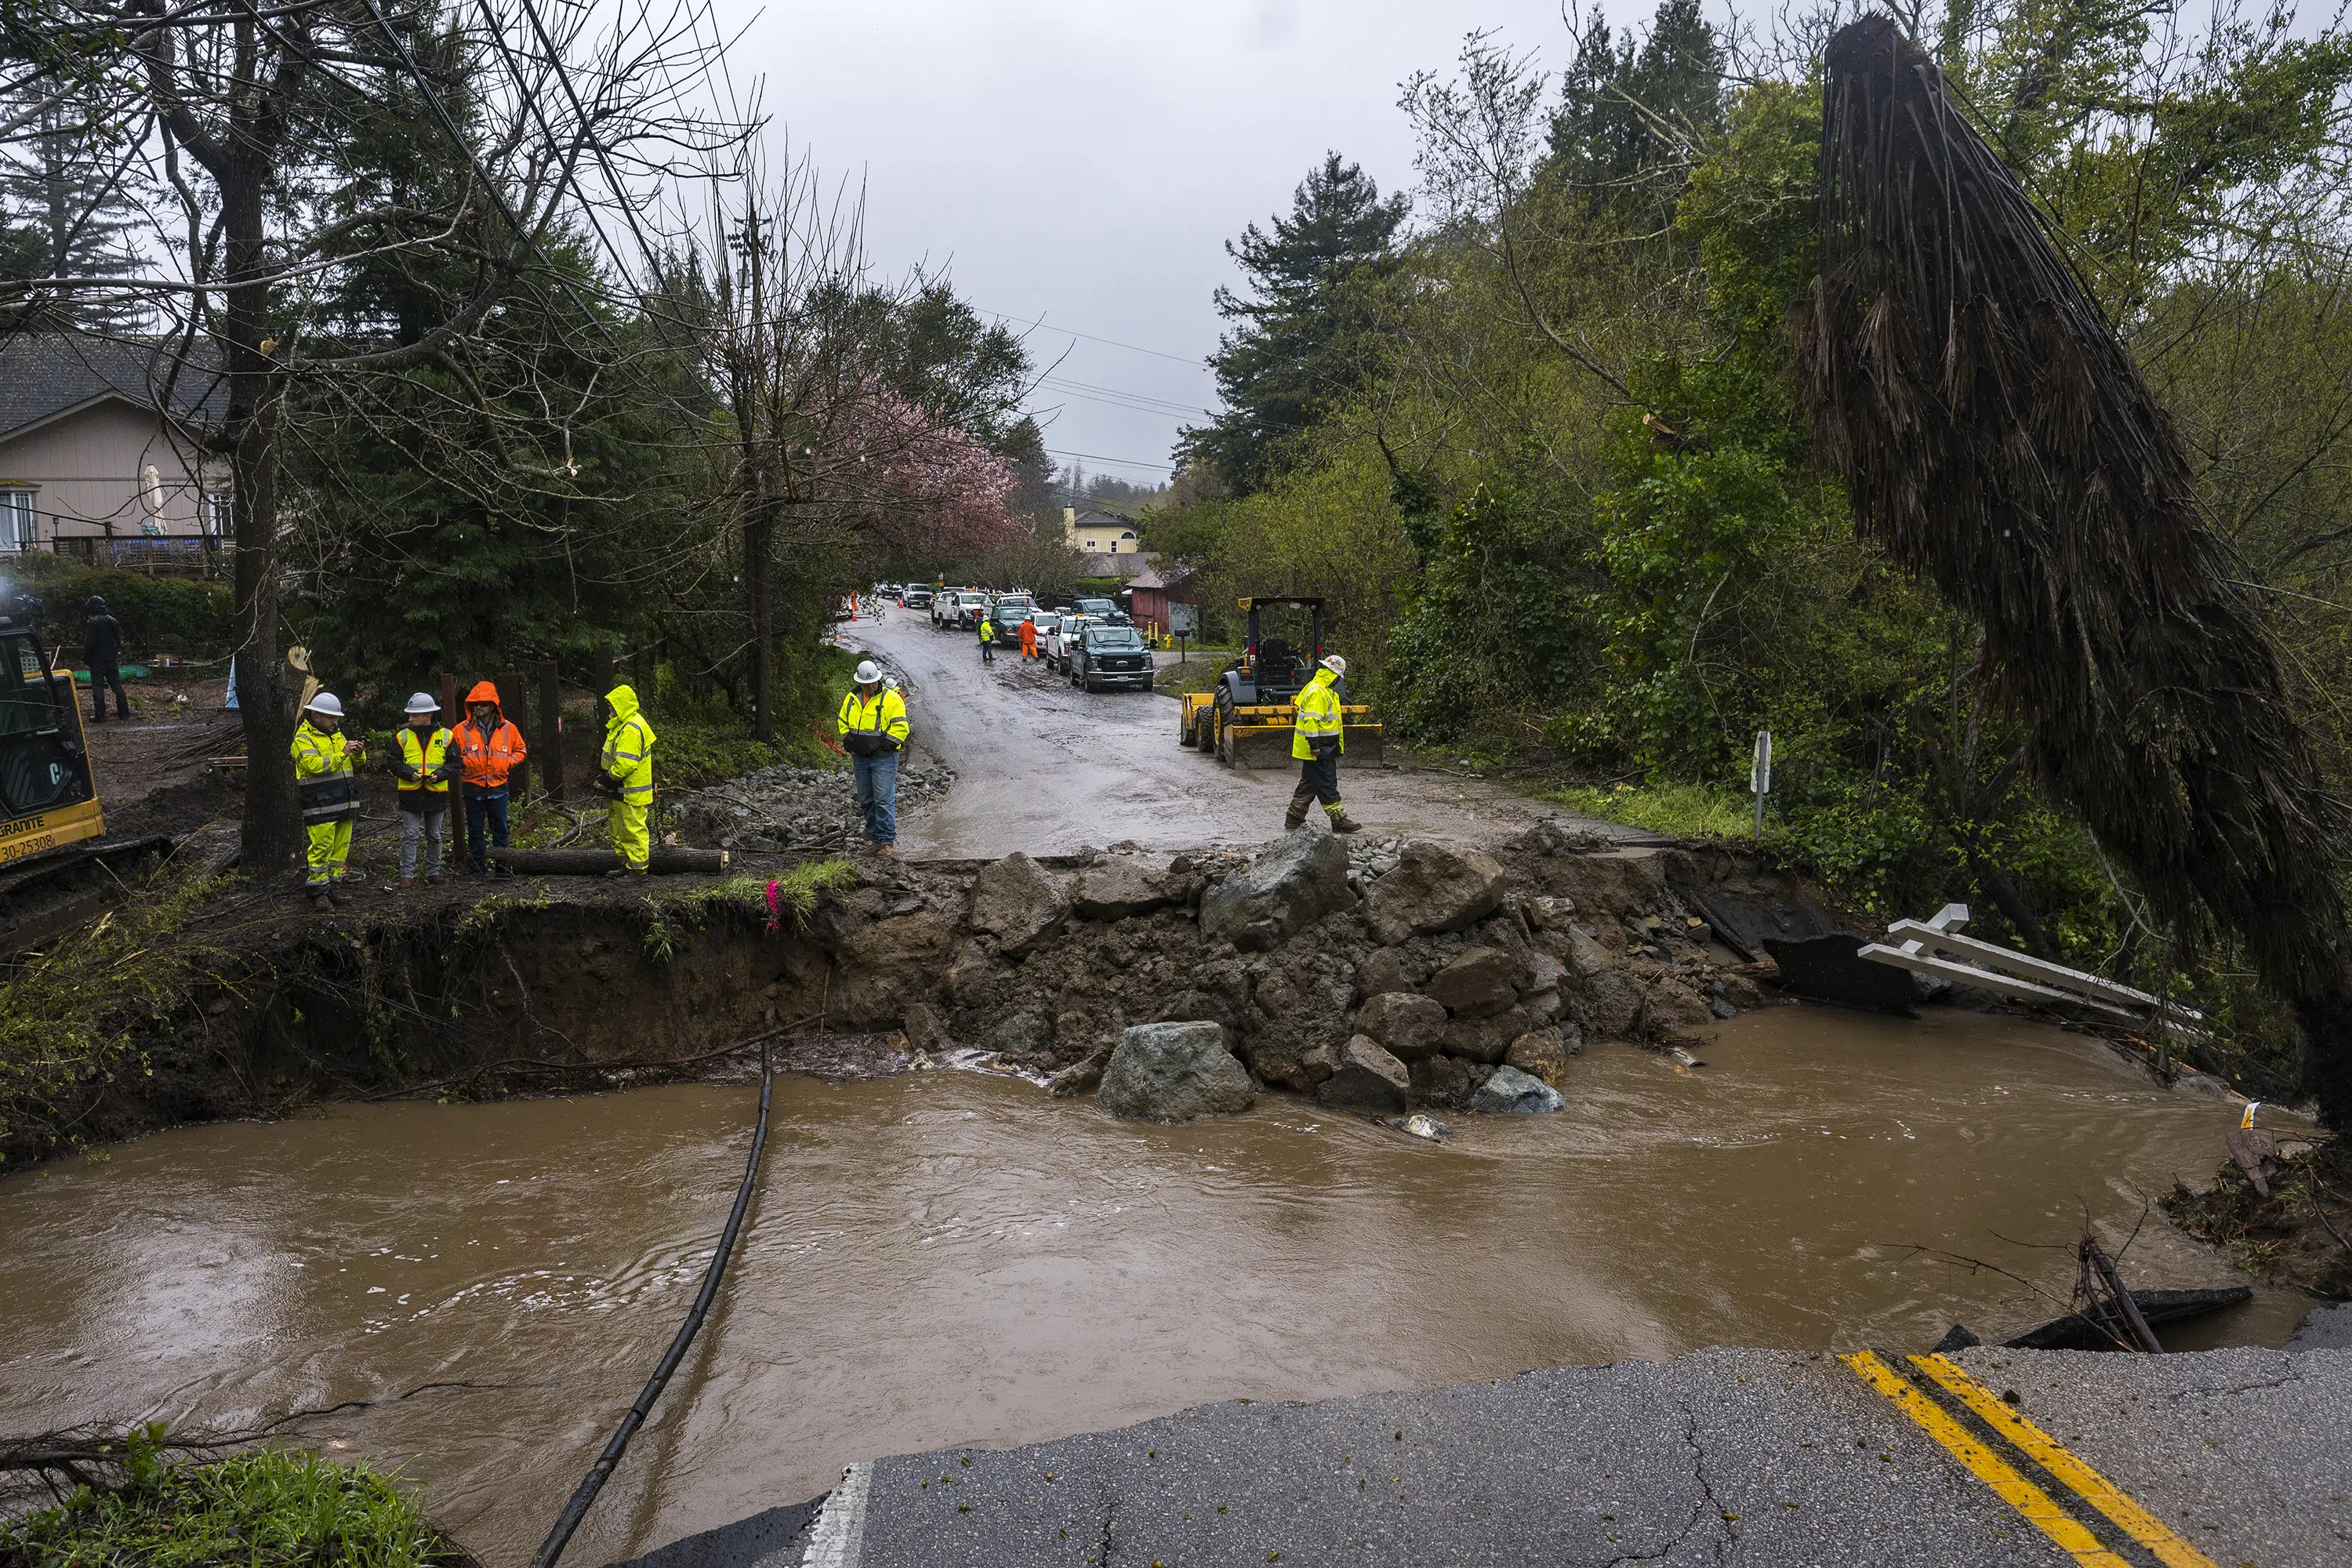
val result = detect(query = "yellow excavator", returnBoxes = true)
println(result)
[0,608,104,867]
[1178,595,1385,768]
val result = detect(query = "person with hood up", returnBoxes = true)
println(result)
[837,660,909,854]
[83,596,128,722]
[292,691,363,906]
[452,680,527,875]
[595,683,657,875]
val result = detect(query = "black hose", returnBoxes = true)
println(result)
[528,1042,775,1568]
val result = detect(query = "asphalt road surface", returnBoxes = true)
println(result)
[626,1339,2351,1567]
[841,612,1633,859]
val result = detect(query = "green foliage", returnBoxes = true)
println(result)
[0,869,244,1164]
[643,646,860,789]
[1179,153,1410,492]
[0,1435,462,1568]
[0,552,234,657]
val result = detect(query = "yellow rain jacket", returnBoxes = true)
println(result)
[602,683,656,869]
[292,718,358,887]
[1292,667,1345,761]
[838,685,909,756]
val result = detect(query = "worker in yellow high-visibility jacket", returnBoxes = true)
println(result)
[838,660,910,855]
[1285,655,1361,835]
[292,691,364,906]
[597,683,657,875]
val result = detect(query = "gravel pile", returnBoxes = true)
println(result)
[670,762,956,853]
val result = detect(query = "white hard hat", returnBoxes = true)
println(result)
[854,660,883,684]
[1321,655,1348,677]
[404,691,438,715]
[307,691,344,717]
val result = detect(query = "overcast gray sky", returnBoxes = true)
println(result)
[724,1,1655,487]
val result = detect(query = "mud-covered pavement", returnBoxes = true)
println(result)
[844,612,1636,858]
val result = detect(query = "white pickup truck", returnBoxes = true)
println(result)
[1040,612,1097,673]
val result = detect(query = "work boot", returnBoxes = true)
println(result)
[310,890,332,912]
[1326,808,1364,835]
[427,873,444,886]
[399,877,416,891]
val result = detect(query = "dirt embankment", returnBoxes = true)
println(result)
[3,819,1828,1165]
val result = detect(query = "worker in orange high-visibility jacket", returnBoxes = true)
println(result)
[452,680,527,875]
[1019,615,1038,661]
[597,682,657,874]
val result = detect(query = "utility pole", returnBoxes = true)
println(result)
[1751,729,1773,837]
[738,200,776,742]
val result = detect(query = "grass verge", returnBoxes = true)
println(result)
[0,1436,467,1568]
[1551,780,1768,841]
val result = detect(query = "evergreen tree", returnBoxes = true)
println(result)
[1178,152,1408,493]
[1547,0,1724,225]
[0,96,148,326]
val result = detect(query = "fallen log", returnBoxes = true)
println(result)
[490,847,728,876]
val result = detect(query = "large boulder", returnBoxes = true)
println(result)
[1096,1022,1254,1122]
[968,853,1064,955]
[1473,1064,1564,1114]
[1365,842,1506,945]
[1444,1004,1530,1065]
[1199,829,1355,952]
[1352,991,1449,1062]
[1072,858,1171,921]
[1245,1032,1339,1093]
[1316,1036,1410,1114]
[1504,1028,1577,1087]
[1425,947,1522,1018]
[1408,1053,1479,1109]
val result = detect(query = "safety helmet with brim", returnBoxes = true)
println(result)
[854,660,883,686]
[306,691,344,718]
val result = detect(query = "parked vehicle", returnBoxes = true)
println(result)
[1073,595,1131,626]
[1070,622,1153,692]
[1042,613,1095,672]
[902,586,934,609]
[989,593,1038,632]
[934,589,986,630]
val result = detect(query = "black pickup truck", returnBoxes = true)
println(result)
[1069,623,1153,692]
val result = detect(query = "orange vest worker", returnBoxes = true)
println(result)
[452,681,528,788]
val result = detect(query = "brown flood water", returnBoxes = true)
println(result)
[0,1005,2304,1562]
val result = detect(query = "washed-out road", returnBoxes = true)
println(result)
[839,610,1635,858]
[628,1327,2352,1567]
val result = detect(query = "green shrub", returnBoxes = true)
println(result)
[0,1435,464,1568]
[0,552,234,659]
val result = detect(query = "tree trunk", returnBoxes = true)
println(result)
[223,164,299,875]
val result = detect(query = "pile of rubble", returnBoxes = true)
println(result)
[803,822,1794,1125]
[670,762,956,854]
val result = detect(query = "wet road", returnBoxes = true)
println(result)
[0,1006,2297,1563]
[843,612,1630,858]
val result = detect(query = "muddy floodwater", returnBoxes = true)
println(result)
[0,1005,2303,1561]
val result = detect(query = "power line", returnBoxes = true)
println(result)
[1044,445,1175,473]
[1037,376,1211,418]
[974,305,1211,368]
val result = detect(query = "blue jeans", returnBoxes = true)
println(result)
[464,787,510,871]
[853,753,898,846]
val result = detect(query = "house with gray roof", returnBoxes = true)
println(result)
[0,333,229,563]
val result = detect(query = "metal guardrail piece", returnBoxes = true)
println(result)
[1860,899,2206,1038]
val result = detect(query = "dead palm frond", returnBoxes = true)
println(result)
[1799,16,2352,1124]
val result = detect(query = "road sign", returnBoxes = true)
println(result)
[1169,604,1200,636]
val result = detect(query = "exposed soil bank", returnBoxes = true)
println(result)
[2,818,1835,1163]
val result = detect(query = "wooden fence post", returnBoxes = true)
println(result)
[537,659,564,800]
[495,670,530,801]
[590,644,614,723]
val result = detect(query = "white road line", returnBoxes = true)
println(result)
[792,1461,871,1568]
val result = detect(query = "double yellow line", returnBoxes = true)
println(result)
[1843,1351,2216,1567]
